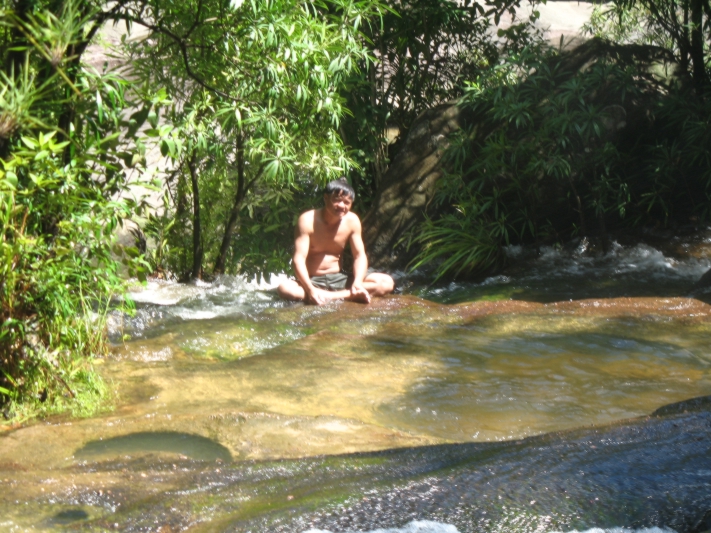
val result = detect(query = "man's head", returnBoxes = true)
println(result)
[324,177,355,201]
[323,178,355,219]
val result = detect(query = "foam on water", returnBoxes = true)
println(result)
[127,273,287,307]
[109,273,290,339]
[423,240,711,302]
[304,522,677,533]
[110,238,711,338]
[525,242,710,281]
[303,520,459,533]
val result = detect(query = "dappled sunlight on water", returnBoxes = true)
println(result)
[104,294,711,445]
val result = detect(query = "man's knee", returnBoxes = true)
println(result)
[277,281,289,298]
[278,279,303,300]
[380,274,395,294]
[367,273,394,295]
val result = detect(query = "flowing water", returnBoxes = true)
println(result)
[2,234,711,532]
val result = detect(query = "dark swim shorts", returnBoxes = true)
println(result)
[310,268,377,291]
[310,272,350,291]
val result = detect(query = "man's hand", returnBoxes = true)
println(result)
[350,282,371,304]
[307,286,329,306]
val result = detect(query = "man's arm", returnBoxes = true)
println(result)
[292,213,327,305]
[348,215,371,303]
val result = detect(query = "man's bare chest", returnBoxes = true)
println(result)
[309,221,351,254]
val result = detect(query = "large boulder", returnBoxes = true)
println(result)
[361,102,475,270]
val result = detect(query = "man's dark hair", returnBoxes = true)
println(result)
[324,177,355,200]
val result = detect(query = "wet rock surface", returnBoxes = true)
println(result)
[2,294,711,530]
[3,238,711,531]
[252,408,711,533]
[8,405,704,532]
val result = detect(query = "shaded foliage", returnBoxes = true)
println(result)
[584,0,711,94]
[340,0,538,206]
[409,38,711,280]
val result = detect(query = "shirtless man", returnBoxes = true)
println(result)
[277,178,395,305]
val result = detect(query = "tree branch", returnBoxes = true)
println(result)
[112,13,240,102]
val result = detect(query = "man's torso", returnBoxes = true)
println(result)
[304,208,356,276]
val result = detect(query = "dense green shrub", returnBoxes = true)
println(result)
[0,132,131,417]
[409,39,710,280]
[0,1,150,417]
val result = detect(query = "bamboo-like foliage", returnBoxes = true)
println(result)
[409,38,711,281]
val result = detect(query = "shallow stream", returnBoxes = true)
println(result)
[2,234,711,532]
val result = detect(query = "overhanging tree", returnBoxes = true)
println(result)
[1,0,154,414]
[585,0,711,93]
[117,0,382,278]
[340,0,533,203]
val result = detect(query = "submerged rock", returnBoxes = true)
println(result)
[245,406,711,533]
[652,394,711,416]
[690,268,711,296]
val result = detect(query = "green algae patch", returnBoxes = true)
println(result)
[177,321,305,360]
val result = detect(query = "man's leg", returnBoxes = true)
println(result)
[362,272,395,297]
[277,279,306,301]
[278,274,393,303]
[277,279,353,304]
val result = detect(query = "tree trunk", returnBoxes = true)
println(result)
[213,134,247,274]
[4,0,33,76]
[369,64,384,193]
[188,151,203,280]
[690,0,706,94]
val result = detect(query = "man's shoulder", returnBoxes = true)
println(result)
[296,209,317,233]
[298,209,317,223]
[344,211,362,228]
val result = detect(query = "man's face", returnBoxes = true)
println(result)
[324,192,353,219]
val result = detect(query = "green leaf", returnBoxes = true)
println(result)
[127,106,150,137]
[147,110,159,129]
[21,137,37,149]
[96,90,104,123]
[3,172,18,189]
